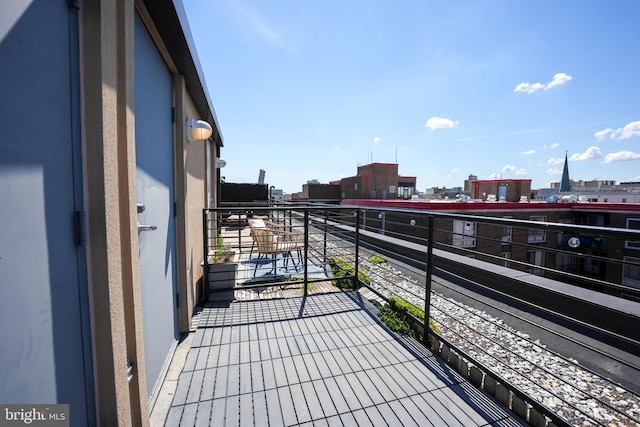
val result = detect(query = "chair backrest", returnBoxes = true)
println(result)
[248,218,267,229]
[251,227,278,253]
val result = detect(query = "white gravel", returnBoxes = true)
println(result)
[313,233,640,426]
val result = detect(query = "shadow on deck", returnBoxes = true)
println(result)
[163,291,525,426]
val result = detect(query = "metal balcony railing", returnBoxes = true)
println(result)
[203,204,640,426]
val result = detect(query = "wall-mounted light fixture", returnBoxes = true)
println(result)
[186,118,213,141]
[215,157,227,168]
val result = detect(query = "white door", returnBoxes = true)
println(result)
[134,12,179,402]
[0,2,93,425]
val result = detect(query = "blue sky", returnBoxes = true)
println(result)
[181,0,640,194]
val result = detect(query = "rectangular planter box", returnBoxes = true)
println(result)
[207,262,237,301]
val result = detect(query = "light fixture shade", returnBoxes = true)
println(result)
[187,118,213,141]
[215,157,227,168]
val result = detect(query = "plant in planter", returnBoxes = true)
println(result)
[327,256,371,289]
[378,295,440,339]
[206,235,237,301]
[207,235,236,264]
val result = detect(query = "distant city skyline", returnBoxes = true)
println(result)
[182,0,640,193]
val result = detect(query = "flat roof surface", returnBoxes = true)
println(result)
[165,291,524,426]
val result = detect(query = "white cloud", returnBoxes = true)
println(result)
[547,158,564,165]
[488,173,500,179]
[547,168,562,175]
[594,120,640,140]
[545,73,573,89]
[604,151,640,163]
[543,143,559,150]
[333,147,341,152]
[373,137,381,143]
[502,165,527,176]
[569,146,602,161]
[521,149,536,155]
[594,128,613,140]
[514,72,573,94]
[425,116,458,130]
[551,147,601,163]
[514,82,544,94]
[451,167,460,173]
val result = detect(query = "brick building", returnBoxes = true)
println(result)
[343,198,640,292]
[340,162,417,200]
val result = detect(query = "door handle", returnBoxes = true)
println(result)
[137,223,157,232]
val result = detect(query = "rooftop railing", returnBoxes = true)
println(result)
[203,204,640,426]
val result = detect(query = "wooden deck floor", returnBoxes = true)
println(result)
[165,291,525,426]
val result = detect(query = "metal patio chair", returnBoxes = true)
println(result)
[250,227,302,276]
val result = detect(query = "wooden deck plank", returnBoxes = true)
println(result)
[166,292,526,427]
[292,354,311,383]
[194,400,212,427]
[333,375,361,412]
[239,393,253,427]
[239,363,252,395]
[185,369,204,404]
[171,371,192,406]
[389,399,421,426]
[239,340,250,365]
[301,353,322,381]
[353,370,386,405]
[200,367,216,401]
[210,399,226,426]
[323,377,350,414]
[261,359,276,391]
[312,379,338,418]
[177,403,197,427]
[264,388,284,426]
[277,386,297,425]
[250,361,264,392]
[224,395,239,426]
[270,357,288,388]
[252,391,268,427]
[164,406,183,427]
[290,383,311,424]
[301,381,324,421]
[212,366,228,400]
[281,356,299,384]
[399,396,436,427]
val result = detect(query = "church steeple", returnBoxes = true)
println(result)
[559,151,571,192]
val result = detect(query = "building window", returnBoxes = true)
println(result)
[527,250,544,275]
[556,252,578,272]
[528,215,547,243]
[354,182,358,190]
[625,218,640,250]
[582,257,601,275]
[557,219,573,246]
[502,216,512,244]
[588,215,604,226]
[622,256,640,288]
[501,252,511,268]
[398,185,415,199]
[452,220,476,248]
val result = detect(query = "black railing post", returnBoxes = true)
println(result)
[354,209,361,290]
[423,215,434,346]
[304,209,309,296]
[203,208,209,302]
[323,209,327,262]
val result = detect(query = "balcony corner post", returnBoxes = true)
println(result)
[424,215,434,347]
[354,208,361,290]
[303,209,309,296]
